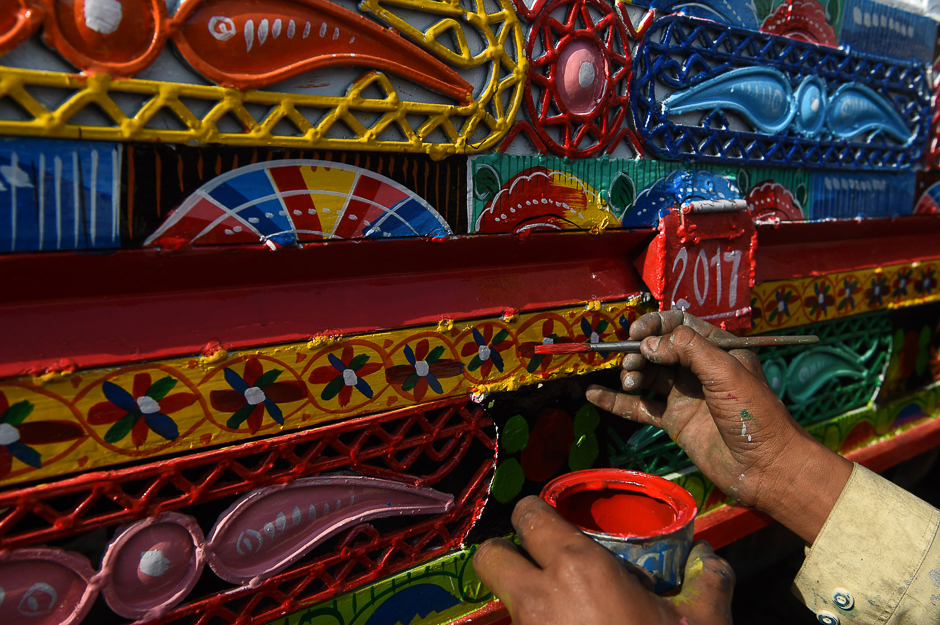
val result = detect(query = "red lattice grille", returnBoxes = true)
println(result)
[0,398,494,549]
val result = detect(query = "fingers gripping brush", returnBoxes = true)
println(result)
[532,335,820,355]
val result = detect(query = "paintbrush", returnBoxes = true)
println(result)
[532,335,819,355]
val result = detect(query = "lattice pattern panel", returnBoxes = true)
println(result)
[632,15,930,169]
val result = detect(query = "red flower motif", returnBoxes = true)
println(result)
[461,325,513,379]
[0,390,84,479]
[518,319,572,377]
[88,373,196,448]
[308,346,382,408]
[385,339,462,402]
[210,358,307,433]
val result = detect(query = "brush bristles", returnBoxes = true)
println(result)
[533,343,593,354]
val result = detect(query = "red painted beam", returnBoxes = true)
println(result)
[692,416,940,550]
[755,215,940,282]
[0,231,652,378]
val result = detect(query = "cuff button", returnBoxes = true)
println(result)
[817,611,840,625]
[833,589,854,610]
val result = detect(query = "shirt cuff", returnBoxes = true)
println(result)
[793,463,940,625]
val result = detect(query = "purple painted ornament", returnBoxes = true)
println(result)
[0,547,98,625]
[205,475,454,585]
[100,512,206,620]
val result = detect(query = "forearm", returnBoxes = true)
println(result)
[754,430,853,544]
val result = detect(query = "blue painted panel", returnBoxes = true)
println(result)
[840,0,936,65]
[809,171,916,219]
[631,15,931,170]
[0,138,122,253]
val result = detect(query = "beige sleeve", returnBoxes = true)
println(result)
[792,464,940,625]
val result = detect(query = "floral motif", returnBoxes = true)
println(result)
[462,326,513,378]
[837,278,858,313]
[212,358,307,432]
[577,314,610,364]
[915,268,936,295]
[768,288,798,322]
[804,282,835,318]
[307,347,381,408]
[0,392,84,479]
[89,373,196,446]
[519,319,573,376]
[893,268,913,299]
[865,276,888,308]
[614,314,632,341]
[749,295,762,328]
[386,339,462,401]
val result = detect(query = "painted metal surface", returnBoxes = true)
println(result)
[0,138,121,252]
[0,547,98,625]
[0,0,526,155]
[205,476,453,585]
[100,512,205,620]
[751,259,940,333]
[640,191,757,331]
[632,15,930,169]
[0,398,492,550]
[0,298,646,487]
[145,159,452,249]
[839,0,937,64]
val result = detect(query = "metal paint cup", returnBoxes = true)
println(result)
[540,469,697,593]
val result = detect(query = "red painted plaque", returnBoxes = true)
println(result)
[640,205,756,331]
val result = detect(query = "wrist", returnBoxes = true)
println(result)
[753,432,853,544]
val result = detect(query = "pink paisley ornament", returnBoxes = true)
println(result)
[205,475,453,585]
[100,512,206,620]
[0,547,98,625]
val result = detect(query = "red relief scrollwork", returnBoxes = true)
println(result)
[0,0,474,101]
[523,0,632,158]
[170,0,473,100]
[39,0,168,75]
[0,0,44,56]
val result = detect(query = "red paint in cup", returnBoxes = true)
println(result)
[541,469,697,591]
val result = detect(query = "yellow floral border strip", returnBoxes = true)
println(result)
[751,259,940,334]
[0,298,649,488]
[0,9,524,157]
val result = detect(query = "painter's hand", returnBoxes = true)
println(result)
[473,496,734,625]
[585,311,852,543]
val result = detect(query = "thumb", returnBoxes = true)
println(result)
[669,541,735,622]
[641,325,749,391]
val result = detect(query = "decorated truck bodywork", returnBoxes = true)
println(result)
[0,0,939,623]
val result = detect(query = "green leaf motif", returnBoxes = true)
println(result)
[227,403,256,429]
[320,376,346,402]
[474,164,501,203]
[146,376,178,401]
[2,400,33,426]
[502,414,529,454]
[607,172,635,215]
[491,458,525,503]
[105,411,140,444]
[254,369,283,389]
[402,373,420,392]
[492,329,509,346]
[348,353,370,372]
[426,345,445,364]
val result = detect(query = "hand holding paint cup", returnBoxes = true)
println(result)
[473,495,734,625]
[541,469,696,593]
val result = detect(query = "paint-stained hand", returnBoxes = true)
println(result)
[585,311,853,544]
[473,496,734,625]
